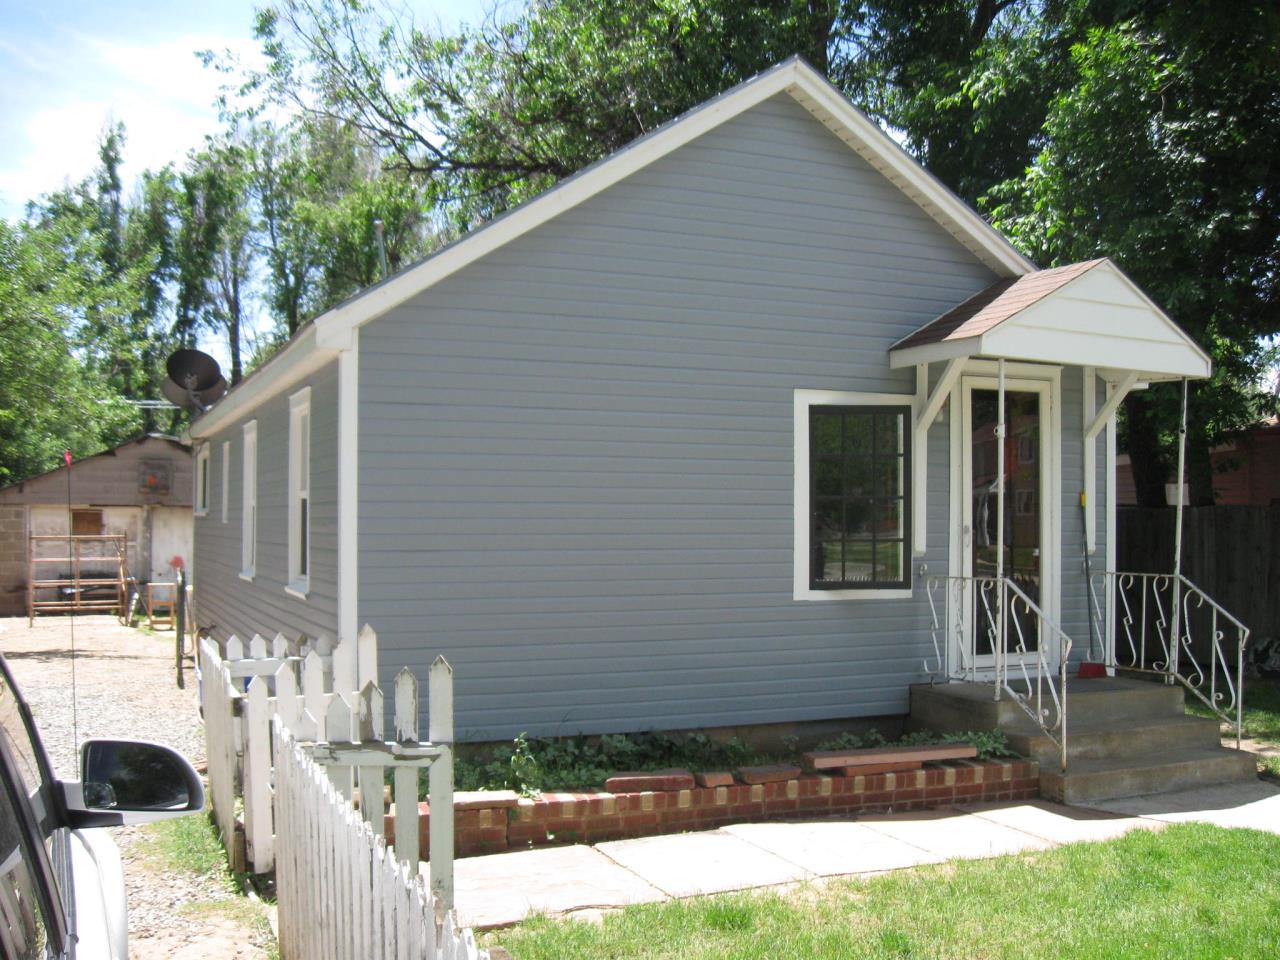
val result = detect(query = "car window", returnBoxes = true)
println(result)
[0,671,53,838]
[0,764,53,958]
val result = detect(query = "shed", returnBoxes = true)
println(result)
[0,434,193,616]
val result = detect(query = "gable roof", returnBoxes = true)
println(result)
[889,258,1212,380]
[190,57,1032,439]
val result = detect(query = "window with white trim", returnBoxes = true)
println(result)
[241,421,257,579]
[220,441,230,523]
[794,391,912,599]
[194,446,210,516]
[287,388,311,596]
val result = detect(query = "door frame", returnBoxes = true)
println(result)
[947,360,1062,678]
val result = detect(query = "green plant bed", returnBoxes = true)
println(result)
[487,823,1280,960]
[442,727,1015,797]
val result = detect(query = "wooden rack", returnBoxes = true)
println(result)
[27,534,131,623]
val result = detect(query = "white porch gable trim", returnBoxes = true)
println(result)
[889,258,1211,382]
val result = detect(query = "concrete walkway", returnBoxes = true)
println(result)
[447,779,1280,929]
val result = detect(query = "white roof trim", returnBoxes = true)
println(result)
[889,259,1212,380]
[194,57,1035,432]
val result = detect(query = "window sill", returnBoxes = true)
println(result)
[239,571,255,582]
[795,587,913,601]
[285,581,309,601]
[195,509,209,518]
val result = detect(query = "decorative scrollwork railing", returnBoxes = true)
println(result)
[924,572,1071,771]
[1092,571,1248,748]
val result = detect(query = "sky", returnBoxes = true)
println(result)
[0,0,488,221]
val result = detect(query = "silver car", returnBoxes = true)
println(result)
[0,653,204,958]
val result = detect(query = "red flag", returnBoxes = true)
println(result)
[64,450,72,467]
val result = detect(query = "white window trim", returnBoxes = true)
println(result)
[194,446,210,516]
[793,389,916,601]
[241,420,258,580]
[220,441,230,523]
[287,387,312,598]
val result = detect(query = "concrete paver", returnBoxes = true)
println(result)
[451,779,1280,930]
[720,820,944,876]
[954,799,1161,844]
[448,844,665,929]
[858,808,1056,858]
[595,830,809,898]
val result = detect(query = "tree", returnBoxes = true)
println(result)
[986,4,1280,504]
[177,143,255,384]
[0,213,138,484]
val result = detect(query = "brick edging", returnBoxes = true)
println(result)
[386,758,1040,859]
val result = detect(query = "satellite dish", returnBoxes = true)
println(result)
[162,349,227,413]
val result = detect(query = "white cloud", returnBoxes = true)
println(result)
[0,31,264,217]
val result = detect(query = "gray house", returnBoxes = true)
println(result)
[188,59,1217,756]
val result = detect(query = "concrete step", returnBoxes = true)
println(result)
[1007,714,1223,764]
[909,677,1185,736]
[1040,748,1258,804]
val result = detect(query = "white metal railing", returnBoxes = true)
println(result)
[1092,571,1248,748]
[925,571,1071,771]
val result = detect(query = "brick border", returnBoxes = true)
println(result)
[386,758,1040,859]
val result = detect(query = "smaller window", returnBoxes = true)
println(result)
[220,442,230,523]
[194,446,210,516]
[241,422,257,579]
[287,388,311,597]
[71,510,103,536]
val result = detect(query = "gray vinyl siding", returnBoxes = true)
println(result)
[193,362,339,644]
[357,93,1000,740]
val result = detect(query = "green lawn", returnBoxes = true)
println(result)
[486,823,1280,960]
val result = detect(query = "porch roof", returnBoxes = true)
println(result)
[888,258,1212,381]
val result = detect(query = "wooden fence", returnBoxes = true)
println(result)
[1117,506,1280,655]
[198,627,484,959]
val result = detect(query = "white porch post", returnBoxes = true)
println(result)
[1168,379,1188,683]
[994,359,1006,698]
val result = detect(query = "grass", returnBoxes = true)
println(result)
[134,811,232,880]
[486,823,1280,959]
[1186,674,1280,777]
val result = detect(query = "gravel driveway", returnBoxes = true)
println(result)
[0,614,271,960]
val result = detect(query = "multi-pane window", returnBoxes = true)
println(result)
[288,388,311,595]
[241,421,257,578]
[808,405,910,590]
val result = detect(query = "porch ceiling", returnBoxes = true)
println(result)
[889,258,1212,381]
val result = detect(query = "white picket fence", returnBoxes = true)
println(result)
[198,627,485,960]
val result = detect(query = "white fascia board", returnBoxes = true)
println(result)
[888,337,977,369]
[189,326,338,439]
[1095,260,1213,373]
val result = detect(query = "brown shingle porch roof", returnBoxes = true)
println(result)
[893,259,1105,351]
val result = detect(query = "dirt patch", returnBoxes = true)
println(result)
[0,614,273,958]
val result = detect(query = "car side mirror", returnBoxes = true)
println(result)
[62,739,205,828]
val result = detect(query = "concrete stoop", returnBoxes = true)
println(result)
[908,676,1258,803]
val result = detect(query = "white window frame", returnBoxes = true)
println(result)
[241,420,257,580]
[194,446,210,516]
[287,387,312,598]
[220,441,230,523]
[793,389,916,601]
